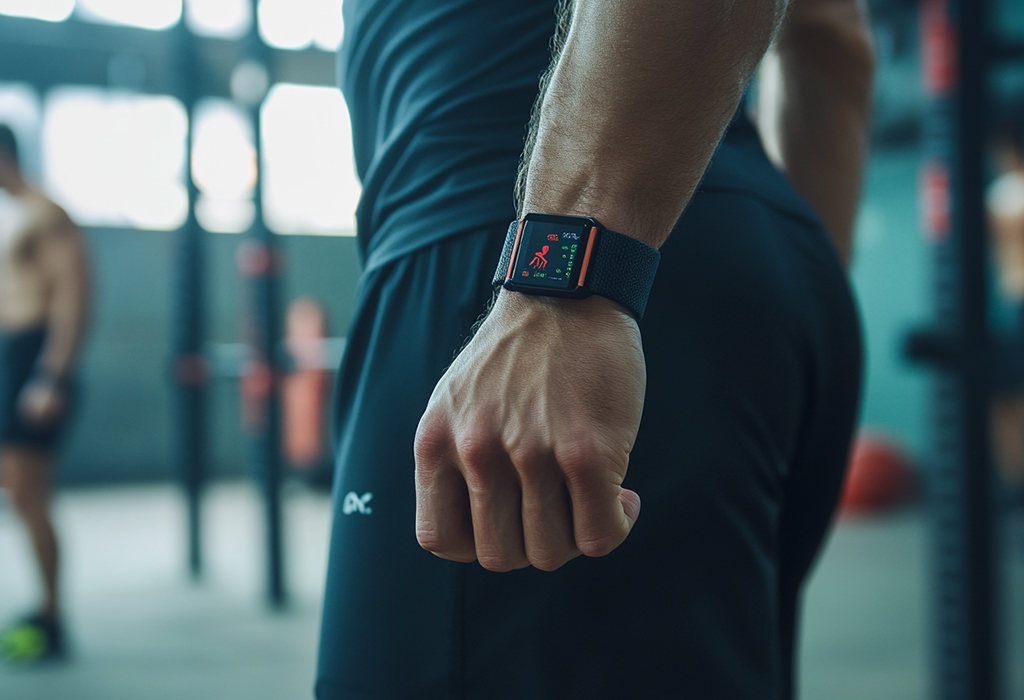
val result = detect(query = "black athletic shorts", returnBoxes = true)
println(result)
[992,302,1024,395]
[0,326,74,451]
[317,127,863,699]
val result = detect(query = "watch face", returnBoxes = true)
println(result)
[511,219,591,291]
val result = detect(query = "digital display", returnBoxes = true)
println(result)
[510,220,589,291]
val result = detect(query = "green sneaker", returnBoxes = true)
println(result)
[1,613,66,664]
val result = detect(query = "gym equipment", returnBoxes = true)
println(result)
[839,433,918,516]
[169,0,342,609]
[236,11,287,606]
[905,0,1024,696]
[282,298,333,473]
[171,21,207,581]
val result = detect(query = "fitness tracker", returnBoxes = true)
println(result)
[492,213,661,319]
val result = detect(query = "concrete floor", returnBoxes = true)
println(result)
[0,483,330,700]
[801,507,1024,700]
[0,484,1021,700]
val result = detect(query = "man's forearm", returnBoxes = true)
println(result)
[40,234,89,379]
[757,0,875,265]
[42,289,88,379]
[521,0,788,248]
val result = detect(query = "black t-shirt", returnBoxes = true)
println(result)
[341,0,817,273]
[340,0,557,271]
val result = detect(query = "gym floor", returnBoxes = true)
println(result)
[0,484,1021,700]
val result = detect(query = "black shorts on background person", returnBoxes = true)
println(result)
[0,328,75,449]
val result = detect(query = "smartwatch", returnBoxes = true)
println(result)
[492,213,661,319]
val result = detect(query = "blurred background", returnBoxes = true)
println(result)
[0,0,1020,699]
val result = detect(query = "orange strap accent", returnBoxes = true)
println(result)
[505,220,526,281]
[576,227,599,287]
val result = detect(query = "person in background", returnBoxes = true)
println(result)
[0,124,90,663]
[988,114,1024,506]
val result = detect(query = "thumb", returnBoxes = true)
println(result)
[618,488,641,529]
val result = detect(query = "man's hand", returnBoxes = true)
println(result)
[18,377,66,426]
[414,291,644,572]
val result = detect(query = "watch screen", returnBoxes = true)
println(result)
[511,220,590,290]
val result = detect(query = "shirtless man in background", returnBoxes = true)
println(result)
[989,117,1024,506]
[0,124,89,663]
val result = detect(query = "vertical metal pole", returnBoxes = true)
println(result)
[918,0,1001,697]
[238,5,286,608]
[172,21,207,580]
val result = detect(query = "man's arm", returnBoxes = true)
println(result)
[415,0,788,572]
[757,0,875,266]
[988,161,1024,488]
[522,0,788,246]
[20,210,89,424]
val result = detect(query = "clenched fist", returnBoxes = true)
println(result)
[414,290,645,572]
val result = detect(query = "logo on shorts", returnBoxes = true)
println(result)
[342,491,373,515]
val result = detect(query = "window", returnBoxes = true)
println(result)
[257,0,343,51]
[76,0,181,30]
[0,0,74,22]
[185,0,250,40]
[261,84,358,236]
[0,83,41,179]
[192,99,256,233]
[43,88,188,230]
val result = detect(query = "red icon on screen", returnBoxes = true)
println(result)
[547,234,559,241]
[522,271,529,277]
[529,245,549,269]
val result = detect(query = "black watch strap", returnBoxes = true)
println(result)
[585,227,661,319]
[492,220,521,289]
[493,219,660,319]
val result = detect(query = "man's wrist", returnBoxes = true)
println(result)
[495,215,660,319]
[494,288,635,325]
[30,367,72,390]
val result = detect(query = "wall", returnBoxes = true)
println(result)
[58,229,362,484]
[62,150,937,485]
[849,148,932,458]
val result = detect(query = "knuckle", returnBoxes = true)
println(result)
[529,548,571,572]
[557,436,626,485]
[413,416,450,464]
[476,554,515,573]
[455,431,501,475]
[508,441,549,480]
[558,433,601,464]
[558,443,598,483]
[415,527,448,553]
[576,532,623,558]
[436,550,478,564]
[476,546,528,573]
[416,529,476,563]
